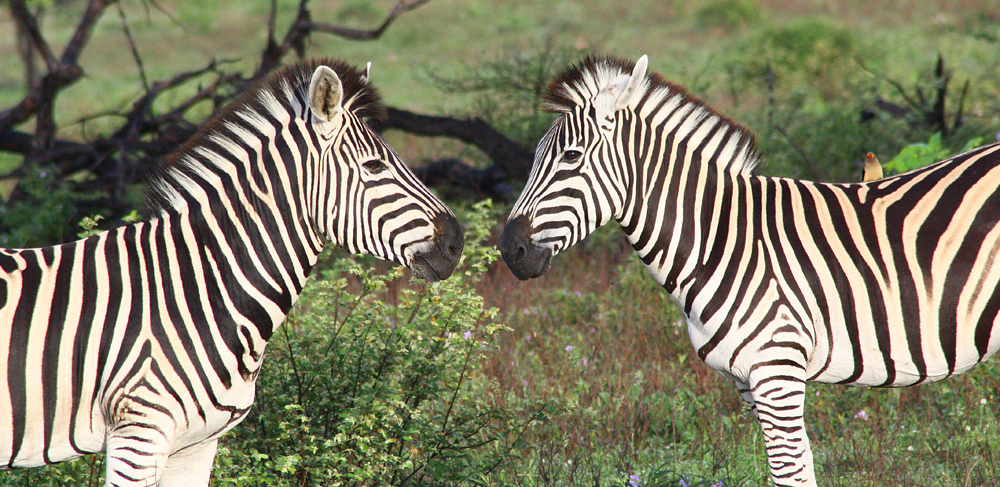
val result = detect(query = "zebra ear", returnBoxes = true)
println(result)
[308,65,344,122]
[613,55,648,112]
[362,62,372,83]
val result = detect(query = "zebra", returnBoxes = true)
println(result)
[499,54,1000,486]
[0,58,464,486]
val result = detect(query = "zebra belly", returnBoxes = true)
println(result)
[805,313,1000,387]
[0,395,107,468]
[1,434,103,469]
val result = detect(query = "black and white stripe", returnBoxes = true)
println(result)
[500,54,1000,487]
[0,58,463,486]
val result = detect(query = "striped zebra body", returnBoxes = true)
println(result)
[499,55,1000,486]
[0,58,463,486]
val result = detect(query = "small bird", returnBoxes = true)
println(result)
[862,152,882,182]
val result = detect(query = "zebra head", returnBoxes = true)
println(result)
[500,55,648,280]
[304,61,464,281]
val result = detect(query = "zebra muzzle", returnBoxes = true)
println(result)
[410,212,464,282]
[499,214,552,280]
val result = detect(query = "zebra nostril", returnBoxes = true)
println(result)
[447,243,459,258]
[514,244,526,262]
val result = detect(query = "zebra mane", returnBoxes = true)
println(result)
[142,58,384,216]
[543,55,760,175]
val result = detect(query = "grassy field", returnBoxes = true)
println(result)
[1,1,999,486]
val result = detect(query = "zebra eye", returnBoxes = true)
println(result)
[362,159,387,174]
[562,149,583,163]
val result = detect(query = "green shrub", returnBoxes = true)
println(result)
[0,165,85,247]
[883,132,985,174]
[212,200,535,486]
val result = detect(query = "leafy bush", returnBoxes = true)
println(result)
[0,165,85,247]
[883,132,985,174]
[212,200,535,486]
[726,18,863,102]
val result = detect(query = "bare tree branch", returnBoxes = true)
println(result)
[857,54,967,138]
[0,58,240,195]
[254,0,431,80]
[113,60,239,141]
[0,130,83,163]
[413,158,514,202]
[855,57,923,112]
[256,0,311,78]
[61,0,115,64]
[303,0,431,40]
[0,0,115,152]
[8,0,58,71]
[117,1,149,91]
[370,107,533,181]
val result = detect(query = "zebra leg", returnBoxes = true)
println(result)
[159,439,218,487]
[733,379,759,419]
[743,367,815,486]
[104,423,171,487]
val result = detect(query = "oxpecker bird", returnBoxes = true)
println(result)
[862,152,882,182]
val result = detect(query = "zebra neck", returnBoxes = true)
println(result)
[155,199,322,342]
[618,148,750,311]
